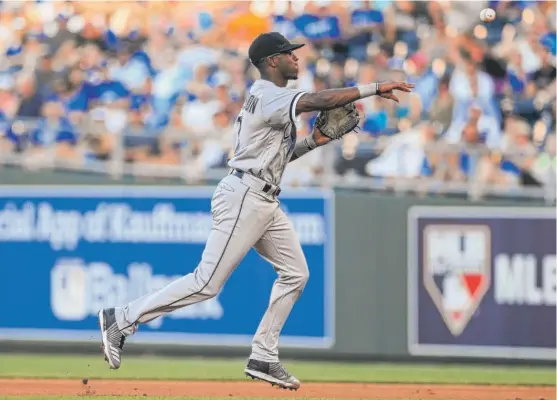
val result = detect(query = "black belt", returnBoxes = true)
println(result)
[230,169,281,196]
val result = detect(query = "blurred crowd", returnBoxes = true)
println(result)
[0,0,555,195]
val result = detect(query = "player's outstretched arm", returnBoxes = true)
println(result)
[289,81,414,163]
[295,81,415,114]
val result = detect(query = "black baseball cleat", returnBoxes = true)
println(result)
[98,308,126,369]
[244,359,300,390]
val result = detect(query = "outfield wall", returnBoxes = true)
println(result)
[332,191,555,362]
[0,179,554,363]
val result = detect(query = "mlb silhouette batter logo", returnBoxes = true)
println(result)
[423,225,492,336]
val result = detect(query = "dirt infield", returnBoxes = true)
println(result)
[0,379,553,399]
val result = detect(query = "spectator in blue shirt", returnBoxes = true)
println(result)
[347,3,384,58]
[407,52,438,114]
[87,63,131,131]
[108,41,152,93]
[90,74,130,106]
[0,0,553,192]
[12,98,80,168]
[30,100,77,149]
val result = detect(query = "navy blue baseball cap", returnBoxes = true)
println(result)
[248,32,305,64]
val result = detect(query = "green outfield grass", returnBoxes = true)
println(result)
[0,353,554,386]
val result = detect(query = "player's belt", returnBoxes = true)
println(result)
[230,169,281,197]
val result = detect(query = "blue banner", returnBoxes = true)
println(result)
[293,14,341,40]
[0,186,335,348]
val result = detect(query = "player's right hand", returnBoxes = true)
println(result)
[377,81,415,103]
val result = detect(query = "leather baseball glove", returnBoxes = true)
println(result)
[314,102,361,140]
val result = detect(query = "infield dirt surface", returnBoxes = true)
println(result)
[0,378,554,399]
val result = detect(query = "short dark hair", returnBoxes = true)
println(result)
[254,59,269,74]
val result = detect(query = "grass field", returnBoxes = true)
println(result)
[0,353,554,400]
[0,353,554,385]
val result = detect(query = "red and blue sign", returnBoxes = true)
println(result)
[408,206,556,360]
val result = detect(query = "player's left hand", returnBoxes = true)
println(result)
[312,102,361,145]
[377,81,415,103]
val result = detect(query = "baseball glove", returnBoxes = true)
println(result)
[314,102,361,140]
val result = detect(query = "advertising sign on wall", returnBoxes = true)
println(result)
[0,186,335,348]
[407,206,555,360]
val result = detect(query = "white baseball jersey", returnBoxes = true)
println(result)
[228,79,306,186]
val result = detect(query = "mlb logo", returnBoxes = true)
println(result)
[423,225,492,336]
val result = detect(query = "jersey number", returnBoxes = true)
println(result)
[233,115,243,155]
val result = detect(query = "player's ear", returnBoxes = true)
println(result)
[265,56,277,68]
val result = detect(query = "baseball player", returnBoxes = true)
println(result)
[98,32,414,390]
